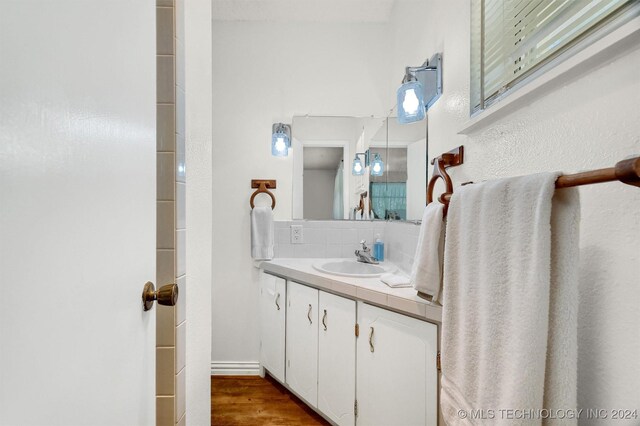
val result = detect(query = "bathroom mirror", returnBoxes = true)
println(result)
[292,113,427,221]
[292,116,386,220]
[369,112,427,221]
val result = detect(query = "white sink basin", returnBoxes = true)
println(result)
[313,260,395,278]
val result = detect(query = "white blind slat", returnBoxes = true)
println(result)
[471,0,633,112]
[470,0,483,108]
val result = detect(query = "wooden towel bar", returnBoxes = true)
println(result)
[427,146,640,209]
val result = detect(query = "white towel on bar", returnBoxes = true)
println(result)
[251,206,274,260]
[381,273,411,288]
[440,173,580,426]
[410,202,445,301]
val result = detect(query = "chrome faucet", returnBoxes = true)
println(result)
[355,240,379,264]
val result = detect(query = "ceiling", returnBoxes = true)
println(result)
[212,0,396,23]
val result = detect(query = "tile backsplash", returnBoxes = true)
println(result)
[383,221,421,275]
[273,220,421,275]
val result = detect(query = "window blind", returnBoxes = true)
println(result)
[471,0,634,113]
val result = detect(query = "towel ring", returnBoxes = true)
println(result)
[427,156,454,204]
[426,146,464,214]
[250,180,277,210]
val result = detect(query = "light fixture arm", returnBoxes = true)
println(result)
[272,123,291,139]
[403,63,437,80]
[400,53,443,110]
[407,63,437,72]
[354,150,370,167]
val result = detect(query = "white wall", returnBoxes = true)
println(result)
[211,21,391,366]
[391,0,640,419]
[184,0,212,424]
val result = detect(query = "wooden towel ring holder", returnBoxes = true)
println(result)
[426,146,464,215]
[250,179,277,210]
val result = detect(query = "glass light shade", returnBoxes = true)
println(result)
[397,80,426,124]
[271,131,289,157]
[352,157,364,175]
[370,154,384,176]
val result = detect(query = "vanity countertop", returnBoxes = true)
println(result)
[260,258,442,325]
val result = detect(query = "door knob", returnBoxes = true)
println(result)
[142,281,178,311]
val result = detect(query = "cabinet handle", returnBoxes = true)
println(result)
[369,327,375,353]
[275,293,280,311]
[322,309,327,331]
[307,304,312,324]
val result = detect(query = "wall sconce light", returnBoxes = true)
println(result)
[352,150,384,176]
[271,123,291,157]
[397,53,442,124]
[352,150,370,176]
[370,153,384,176]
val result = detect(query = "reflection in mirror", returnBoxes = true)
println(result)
[369,115,427,221]
[302,147,344,220]
[369,146,408,220]
[292,114,426,221]
[292,116,386,220]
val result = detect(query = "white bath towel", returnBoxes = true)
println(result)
[440,173,579,426]
[251,206,274,260]
[381,273,411,288]
[410,202,445,301]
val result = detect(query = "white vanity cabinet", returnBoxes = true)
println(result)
[318,291,356,426]
[259,273,286,383]
[286,281,357,423]
[286,281,319,407]
[259,270,440,426]
[356,303,438,426]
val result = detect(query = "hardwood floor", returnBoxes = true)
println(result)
[211,375,329,425]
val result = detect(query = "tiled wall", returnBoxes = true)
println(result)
[273,220,421,275]
[156,1,186,425]
[383,221,422,275]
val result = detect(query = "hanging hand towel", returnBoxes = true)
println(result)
[440,173,579,426]
[251,206,274,260]
[410,202,445,301]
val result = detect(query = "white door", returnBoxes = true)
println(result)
[286,281,319,408]
[318,292,356,426]
[356,303,438,426]
[0,1,157,425]
[259,272,286,383]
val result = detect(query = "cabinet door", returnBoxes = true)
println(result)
[259,273,286,383]
[286,281,319,407]
[318,292,356,426]
[357,303,438,426]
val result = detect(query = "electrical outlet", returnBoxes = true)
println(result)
[290,225,303,244]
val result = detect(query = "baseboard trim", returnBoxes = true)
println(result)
[211,361,261,376]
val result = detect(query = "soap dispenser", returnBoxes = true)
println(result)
[373,234,384,262]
